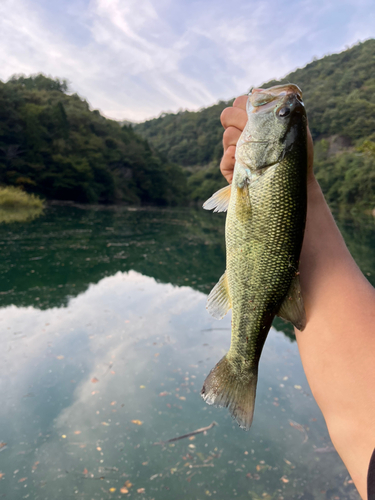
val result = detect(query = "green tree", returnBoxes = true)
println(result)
[0,75,187,205]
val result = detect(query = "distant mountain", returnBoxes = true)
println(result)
[0,74,186,205]
[135,39,375,207]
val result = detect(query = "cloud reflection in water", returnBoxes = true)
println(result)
[0,270,358,500]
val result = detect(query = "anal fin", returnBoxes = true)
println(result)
[207,271,231,319]
[277,273,306,331]
[203,185,231,213]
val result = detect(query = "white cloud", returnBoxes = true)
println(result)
[0,0,373,121]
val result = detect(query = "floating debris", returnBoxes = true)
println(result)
[131,420,143,426]
[154,421,217,445]
[189,463,214,468]
[288,420,308,444]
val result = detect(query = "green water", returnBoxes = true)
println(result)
[1,205,374,500]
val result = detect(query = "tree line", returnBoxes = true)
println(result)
[135,39,375,208]
[0,39,374,208]
[0,74,187,205]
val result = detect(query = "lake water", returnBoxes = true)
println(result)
[1,205,374,500]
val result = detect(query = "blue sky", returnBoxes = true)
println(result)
[0,0,374,121]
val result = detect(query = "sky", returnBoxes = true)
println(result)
[0,0,374,122]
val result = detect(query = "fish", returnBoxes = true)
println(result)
[201,84,308,430]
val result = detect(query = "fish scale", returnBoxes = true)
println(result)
[201,84,308,430]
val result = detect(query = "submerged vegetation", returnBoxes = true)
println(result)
[0,186,44,223]
[0,40,374,208]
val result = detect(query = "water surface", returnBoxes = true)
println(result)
[1,205,373,500]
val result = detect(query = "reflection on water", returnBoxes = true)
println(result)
[1,205,372,499]
[0,206,226,311]
[0,206,43,224]
[0,205,373,313]
[0,271,358,499]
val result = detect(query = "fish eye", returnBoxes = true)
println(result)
[278,107,290,118]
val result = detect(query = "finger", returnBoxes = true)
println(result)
[221,106,247,131]
[219,95,247,184]
[223,126,242,152]
[233,95,248,110]
[220,145,236,184]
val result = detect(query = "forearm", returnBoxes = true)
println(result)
[219,96,375,496]
[295,180,375,499]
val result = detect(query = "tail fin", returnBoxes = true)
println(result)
[201,355,258,430]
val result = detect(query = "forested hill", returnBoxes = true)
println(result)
[135,39,375,207]
[1,41,374,208]
[0,75,186,205]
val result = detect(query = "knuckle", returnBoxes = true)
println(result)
[223,128,240,150]
[226,145,236,157]
[220,159,228,174]
[220,107,233,128]
[220,147,236,171]
[222,127,233,142]
[233,95,248,109]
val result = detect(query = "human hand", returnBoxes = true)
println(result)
[220,95,375,500]
[219,95,315,184]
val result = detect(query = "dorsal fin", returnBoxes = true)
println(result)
[203,185,231,213]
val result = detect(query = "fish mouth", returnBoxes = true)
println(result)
[248,84,304,115]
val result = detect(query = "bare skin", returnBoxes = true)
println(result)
[220,95,375,500]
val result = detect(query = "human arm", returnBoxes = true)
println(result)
[220,96,375,500]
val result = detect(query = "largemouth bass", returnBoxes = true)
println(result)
[201,84,308,430]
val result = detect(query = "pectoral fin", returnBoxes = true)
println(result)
[203,185,231,213]
[277,274,306,331]
[206,271,231,319]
